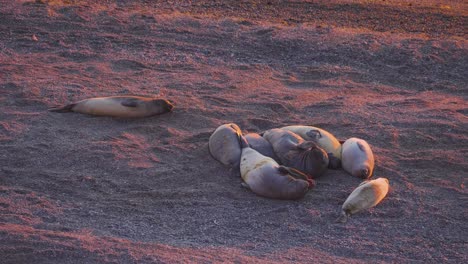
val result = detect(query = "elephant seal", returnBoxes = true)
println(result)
[209,123,243,168]
[263,128,329,178]
[239,135,314,200]
[341,137,375,179]
[337,177,389,223]
[49,96,173,118]
[244,133,278,161]
[281,125,342,169]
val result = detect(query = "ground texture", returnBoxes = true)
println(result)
[0,0,467,263]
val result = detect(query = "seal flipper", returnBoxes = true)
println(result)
[278,166,315,189]
[356,141,366,151]
[306,129,322,140]
[296,141,317,150]
[236,131,250,149]
[277,166,309,180]
[121,98,139,107]
[48,103,76,113]
[241,182,251,190]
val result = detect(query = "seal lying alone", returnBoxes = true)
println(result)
[337,177,389,223]
[49,96,173,118]
[239,135,314,200]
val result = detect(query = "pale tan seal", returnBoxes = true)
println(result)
[263,128,329,178]
[49,96,173,118]
[239,135,314,200]
[337,178,389,223]
[341,137,375,179]
[281,125,342,169]
[209,123,243,168]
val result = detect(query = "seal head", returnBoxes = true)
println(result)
[341,137,375,179]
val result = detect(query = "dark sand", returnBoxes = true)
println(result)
[0,0,467,263]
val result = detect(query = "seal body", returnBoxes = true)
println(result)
[338,178,389,223]
[240,136,314,200]
[209,123,243,168]
[49,96,173,118]
[281,125,342,169]
[263,128,329,178]
[244,133,278,161]
[341,137,375,179]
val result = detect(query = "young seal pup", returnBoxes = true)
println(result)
[263,128,329,178]
[49,96,173,118]
[341,137,375,179]
[239,135,314,200]
[209,123,243,168]
[337,177,389,223]
[281,125,342,169]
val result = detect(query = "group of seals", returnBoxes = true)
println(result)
[209,123,319,200]
[209,123,388,222]
[49,95,386,221]
[49,96,173,118]
[50,95,384,221]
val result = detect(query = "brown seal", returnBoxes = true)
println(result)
[263,128,329,178]
[281,125,342,169]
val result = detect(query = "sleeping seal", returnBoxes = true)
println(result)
[244,133,278,161]
[239,135,314,200]
[209,123,243,168]
[263,128,329,178]
[49,96,173,118]
[337,177,389,223]
[281,125,342,169]
[341,137,375,179]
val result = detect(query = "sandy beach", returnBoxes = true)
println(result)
[0,0,467,263]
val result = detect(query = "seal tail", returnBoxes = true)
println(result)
[48,103,76,113]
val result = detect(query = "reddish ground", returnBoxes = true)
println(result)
[0,0,467,263]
